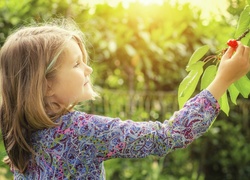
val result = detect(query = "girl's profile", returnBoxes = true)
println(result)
[0,19,249,179]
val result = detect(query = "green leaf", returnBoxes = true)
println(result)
[234,5,250,38]
[185,61,205,72]
[178,66,203,108]
[233,75,250,98]
[219,93,229,116]
[228,84,239,105]
[187,45,209,67]
[200,65,217,90]
[240,31,250,45]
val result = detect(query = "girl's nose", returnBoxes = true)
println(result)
[85,64,93,76]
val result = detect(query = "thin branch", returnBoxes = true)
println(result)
[236,29,250,41]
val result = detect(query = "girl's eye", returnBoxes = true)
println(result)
[74,62,80,68]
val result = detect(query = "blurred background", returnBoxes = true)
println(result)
[0,0,250,179]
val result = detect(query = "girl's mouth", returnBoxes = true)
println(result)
[84,81,89,86]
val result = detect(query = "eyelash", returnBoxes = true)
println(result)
[74,62,80,68]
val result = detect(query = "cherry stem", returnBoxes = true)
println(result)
[236,28,250,41]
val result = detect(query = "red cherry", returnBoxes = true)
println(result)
[227,39,238,49]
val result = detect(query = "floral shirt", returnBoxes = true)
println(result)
[14,90,220,180]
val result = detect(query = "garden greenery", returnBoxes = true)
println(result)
[0,0,250,179]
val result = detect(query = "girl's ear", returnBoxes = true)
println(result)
[46,80,55,97]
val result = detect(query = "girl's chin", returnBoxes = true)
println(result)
[79,92,94,102]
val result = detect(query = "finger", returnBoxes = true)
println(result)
[221,46,235,60]
[233,45,250,73]
[242,46,250,71]
[244,46,250,60]
[243,46,250,66]
[231,45,250,65]
[232,41,244,57]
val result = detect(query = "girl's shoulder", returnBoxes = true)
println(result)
[60,111,113,125]
[31,111,119,144]
[35,111,115,135]
[30,111,93,144]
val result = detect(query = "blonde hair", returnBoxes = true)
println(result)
[0,19,96,173]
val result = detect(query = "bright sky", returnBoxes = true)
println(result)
[83,0,230,20]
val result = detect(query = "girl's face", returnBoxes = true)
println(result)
[48,39,94,107]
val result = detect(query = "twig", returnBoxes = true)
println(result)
[236,29,250,41]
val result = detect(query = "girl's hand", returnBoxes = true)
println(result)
[217,41,250,84]
[206,41,250,100]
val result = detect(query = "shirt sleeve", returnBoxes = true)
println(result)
[73,89,220,161]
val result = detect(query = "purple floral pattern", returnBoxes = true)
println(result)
[14,90,220,179]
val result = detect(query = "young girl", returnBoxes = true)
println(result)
[0,20,249,179]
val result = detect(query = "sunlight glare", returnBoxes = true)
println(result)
[136,0,164,5]
[82,0,230,21]
[173,0,230,20]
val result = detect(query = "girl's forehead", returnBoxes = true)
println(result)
[60,39,87,63]
[72,38,88,60]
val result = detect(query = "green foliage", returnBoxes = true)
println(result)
[85,2,211,92]
[234,5,250,39]
[178,46,208,108]
[178,61,205,108]
[178,5,250,115]
[200,65,217,90]
[0,142,12,179]
[186,45,210,68]
[1,0,250,180]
